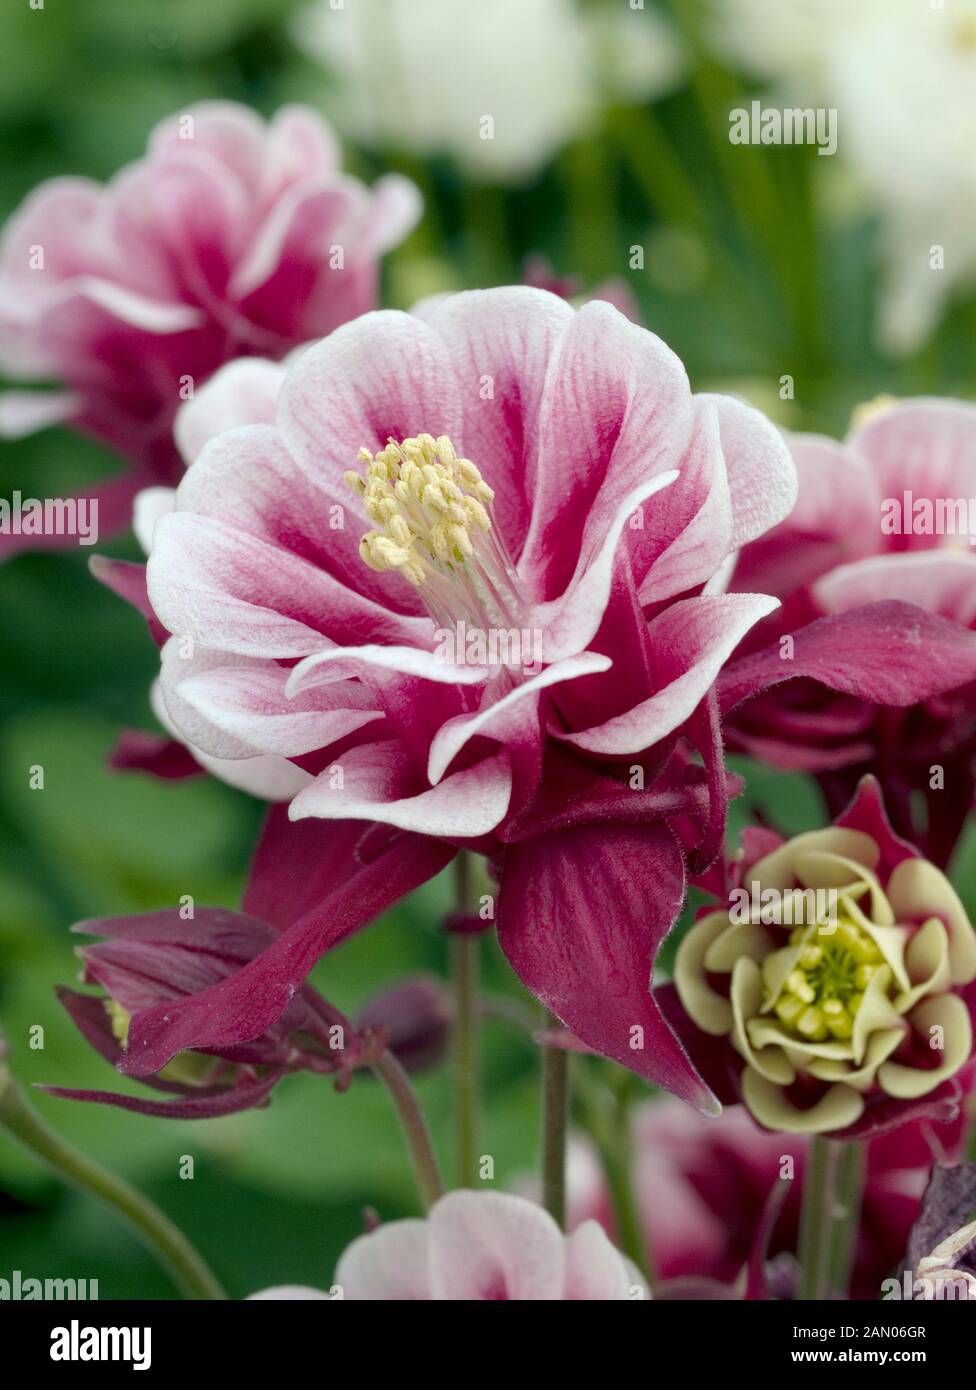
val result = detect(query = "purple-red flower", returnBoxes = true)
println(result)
[249,1190,647,1300]
[0,101,419,555]
[662,777,976,1140]
[43,907,386,1118]
[102,286,802,1109]
[725,398,976,864]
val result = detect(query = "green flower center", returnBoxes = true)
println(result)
[771,919,887,1043]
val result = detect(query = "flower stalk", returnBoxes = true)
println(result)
[0,1052,226,1300]
[451,853,481,1188]
[798,1134,840,1300]
[370,1049,445,1211]
[541,1015,570,1230]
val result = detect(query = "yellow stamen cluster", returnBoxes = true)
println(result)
[345,434,495,587]
[771,919,888,1043]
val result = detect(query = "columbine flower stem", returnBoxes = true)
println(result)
[540,1014,570,1229]
[0,1061,226,1300]
[798,1134,841,1299]
[574,1059,652,1279]
[451,854,481,1187]
[828,1141,866,1296]
[370,1049,445,1211]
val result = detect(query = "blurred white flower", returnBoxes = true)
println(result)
[828,0,976,354]
[711,0,976,355]
[295,0,685,182]
[709,0,890,89]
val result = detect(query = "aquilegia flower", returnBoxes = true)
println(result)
[664,778,976,1138]
[250,1190,647,1300]
[294,0,685,183]
[0,101,419,554]
[43,907,384,1118]
[726,397,976,865]
[102,285,801,1108]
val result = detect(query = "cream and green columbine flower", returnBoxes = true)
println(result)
[673,778,976,1137]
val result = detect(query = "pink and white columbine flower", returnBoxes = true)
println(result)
[106,286,800,1109]
[249,1190,647,1300]
[0,101,419,556]
[725,398,976,865]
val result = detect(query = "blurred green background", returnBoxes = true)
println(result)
[2,0,976,1298]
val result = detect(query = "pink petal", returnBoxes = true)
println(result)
[0,388,79,437]
[288,741,512,838]
[162,643,382,759]
[416,287,574,560]
[563,1222,634,1299]
[133,486,176,554]
[427,1192,566,1300]
[335,1221,432,1300]
[497,823,718,1110]
[276,309,464,501]
[174,358,285,465]
[700,392,797,549]
[720,600,976,712]
[521,298,694,599]
[813,551,976,628]
[534,467,680,662]
[849,398,976,534]
[561,593,778,754]
[427,652,612,785]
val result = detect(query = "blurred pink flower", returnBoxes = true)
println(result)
[561,1093,970,1299]
[725,399,976,864]
[0,101,419,556]
[251,1190,647,1300]
[110,286,800,1107]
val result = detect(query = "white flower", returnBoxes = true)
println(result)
[710,0,976,355]
[827,0,976,353]
[294,0,685,182]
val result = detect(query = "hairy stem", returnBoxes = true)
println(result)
[0,1065,226,1300]
[370,1049,445,1211]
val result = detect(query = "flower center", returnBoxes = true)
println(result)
[770,919,889,1042]
[345,434,527,639]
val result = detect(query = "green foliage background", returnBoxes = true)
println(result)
[1,0,975,1298]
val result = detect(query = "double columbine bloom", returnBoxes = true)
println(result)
[0,101,419,553]
[100,285,806,1106]
[669,780,976,1137]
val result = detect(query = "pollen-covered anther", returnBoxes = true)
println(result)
[345,433,496,588]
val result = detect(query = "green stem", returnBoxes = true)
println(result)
[540,1020,570,1229]
[0,1065,226,1300]
[828,1141,865,1297]
[574,1060,652,1279]
[798,1134,840,1299]
[370,1049,445,1211]
[451,854,480,1187]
